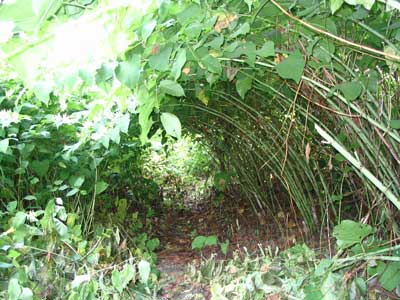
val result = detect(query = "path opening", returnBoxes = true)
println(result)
[139,132,329,299]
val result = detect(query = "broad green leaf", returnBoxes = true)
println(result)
[0,138,9,154]
[54,218,68,236]
[112,269,123,293]
[138,260,151,283]
[32,82,52,105]
[236,77,253,99]
[390,120,400,129]
[66,188,79,197]
[379,262,400,291]
[117,114,130,134]
[140,19,157,42]
[220,240,229,255]
[13,212,26,228]
[205,36,224,50]
[161,112,181,139]
[121,264,135,287]
[321,272,342,300]
[0,0,62,31]
[345,0,375,10]
[116,55,141,89]
[95,63,114,84]
[159,80,185,97]
[204,235,218,246]
[333,220,373,249]
[7,201,17,213]
[95,181,108,195]
[276,51,305,84]
[192,235,206,249]
[71,176,85,188]
[149,46,172,71]
[138,97,156,144]
[171,49,186,81]
[185,22,203,39]
[31,160,49,177]
[8,278,21,300]
[256,41,275,57]
[200,54,222,74]
[336,81,362,101]
[331,0,345,13]
[230,22,250,39]
[355,277,367,296]
[146,238,160,252]
[0,262,13,268]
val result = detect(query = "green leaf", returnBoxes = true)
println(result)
[116,55,141,89]
[138,96,156,144]
[0,0,62,31]
[66,188,79,197]
[205,36,224,50]
[171,49,186,81]
[121,264,135,287]
[0,138,9,154]
[140,19,156,42]
[8,278,21,300]
[138,260,151,284]
[112,269,123,293]
[200,55,222,74]
[95,63,114,84]
[95,181,108,195]
[331,0,344,13]
[117,113,130,134]
[54,218,68,237]
[230,22,250,39]
[32,81,52,105]
[336,81,362,101]
[0,262,13,269]
[31,160,49,177]
[192,235,206,249]
[161,112,181,139]
[149,46,172,71]
[159,80,185,97]
[7,201,17,213]
[71,176,85,188]
[333,220,373,249]
[390,120,400,129]
[355,277,367,296]
[146,238,160,252]
[220,240,229,255]
[205,235,218,246]
[13,212,26,228]
[276,51,305,84]
[379,262,400,291]
[344,0,375,10]
[256,41,275,57]
[236,77,253,99]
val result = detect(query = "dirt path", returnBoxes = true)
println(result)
[154,198,324,299]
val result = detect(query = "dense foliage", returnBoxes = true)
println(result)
[1,0,400,299]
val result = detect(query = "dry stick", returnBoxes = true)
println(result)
[281,80,303,175]
[270,0,400,62]
[315,124,400,210]
[374,127,400,165]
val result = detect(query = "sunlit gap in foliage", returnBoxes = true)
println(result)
[143,132,214,209]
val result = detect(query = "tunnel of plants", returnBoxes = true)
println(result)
[1,0,400,299]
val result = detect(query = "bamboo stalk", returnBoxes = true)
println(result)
[315,124,400,210]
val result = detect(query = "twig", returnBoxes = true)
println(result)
[269,0,400,62]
